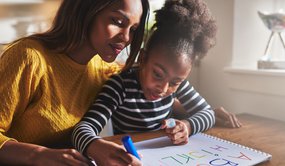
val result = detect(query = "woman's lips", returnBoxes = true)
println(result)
[110,43,124,55]
[113,48,122,55]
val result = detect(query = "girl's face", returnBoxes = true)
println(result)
[89,0,143,62]
[139,48,192,101]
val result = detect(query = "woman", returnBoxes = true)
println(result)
[0,0,149,165]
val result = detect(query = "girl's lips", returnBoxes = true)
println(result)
[149,92,162,100]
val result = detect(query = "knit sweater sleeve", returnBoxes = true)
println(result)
[0,41,43,147]
[72,74,125,154]
[175,80,215,135]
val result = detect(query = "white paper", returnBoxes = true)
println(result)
[135,133,271,166]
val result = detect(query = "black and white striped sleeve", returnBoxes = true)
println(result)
[175,80,215,135]
[72,74,125,154]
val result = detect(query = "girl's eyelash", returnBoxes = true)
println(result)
[170,82,180,87]
[153,70,162,79]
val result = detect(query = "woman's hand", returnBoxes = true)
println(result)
[86,139,142,166]
[0,141,90,166]
[214,107,242,128]
[161,119,190,145]
[30,148,91,166]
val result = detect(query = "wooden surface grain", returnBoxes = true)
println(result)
[104,113,285,166]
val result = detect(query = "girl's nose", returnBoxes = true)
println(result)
[160,82,169,94]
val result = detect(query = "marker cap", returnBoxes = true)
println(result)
[166,118,176,128]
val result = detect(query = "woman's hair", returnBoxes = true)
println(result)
[21,0,149,65]
[144,0,217,63]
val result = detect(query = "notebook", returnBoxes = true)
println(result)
[134,133,272,166]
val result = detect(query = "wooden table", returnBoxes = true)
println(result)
[104,113,285,166]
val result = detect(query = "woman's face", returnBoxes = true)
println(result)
[139,48,192,101]
[89,0,143,62]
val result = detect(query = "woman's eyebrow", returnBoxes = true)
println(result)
[112,10,130,22]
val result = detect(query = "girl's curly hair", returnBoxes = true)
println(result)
[145,0,217,61]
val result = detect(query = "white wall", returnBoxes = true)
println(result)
[190,0,285,121]
[189,0,235,110]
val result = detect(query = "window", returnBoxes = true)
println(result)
[232,0,285,70]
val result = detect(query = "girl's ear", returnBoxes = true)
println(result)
[138,48,146,64]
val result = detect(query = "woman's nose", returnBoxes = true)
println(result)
[118,28,131,43]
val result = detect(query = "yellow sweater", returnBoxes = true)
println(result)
[0,39,120,148]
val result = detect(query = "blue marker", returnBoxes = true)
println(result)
[122,135,141,160]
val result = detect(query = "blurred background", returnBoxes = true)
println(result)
[0,0,61,51]
[0,0,284,136]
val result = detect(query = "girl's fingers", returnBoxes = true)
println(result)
[117,149,133,164]
[229,114,236,127]
[229,113,242,128]
[116,146,141,166]
[165,121,189,144]
[160,120,167,129]
[165,121,184,134]
[172,135,189,145]
[215,107,242,128]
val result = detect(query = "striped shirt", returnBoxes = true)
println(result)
[72,67,215,153]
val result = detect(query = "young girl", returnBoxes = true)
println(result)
[0,0,149,165]
[72,0,217,165]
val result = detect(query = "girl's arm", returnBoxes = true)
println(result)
[72,74,125,153]
[175,80,215,135]
[162,80,215,145]
[72,74,141,166]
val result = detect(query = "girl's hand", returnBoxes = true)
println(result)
[161,119,190,145]
[86,139,142,166]
[214,107,242,128]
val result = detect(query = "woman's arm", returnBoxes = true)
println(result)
[0,42,90,166]
[0,141,90,166]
